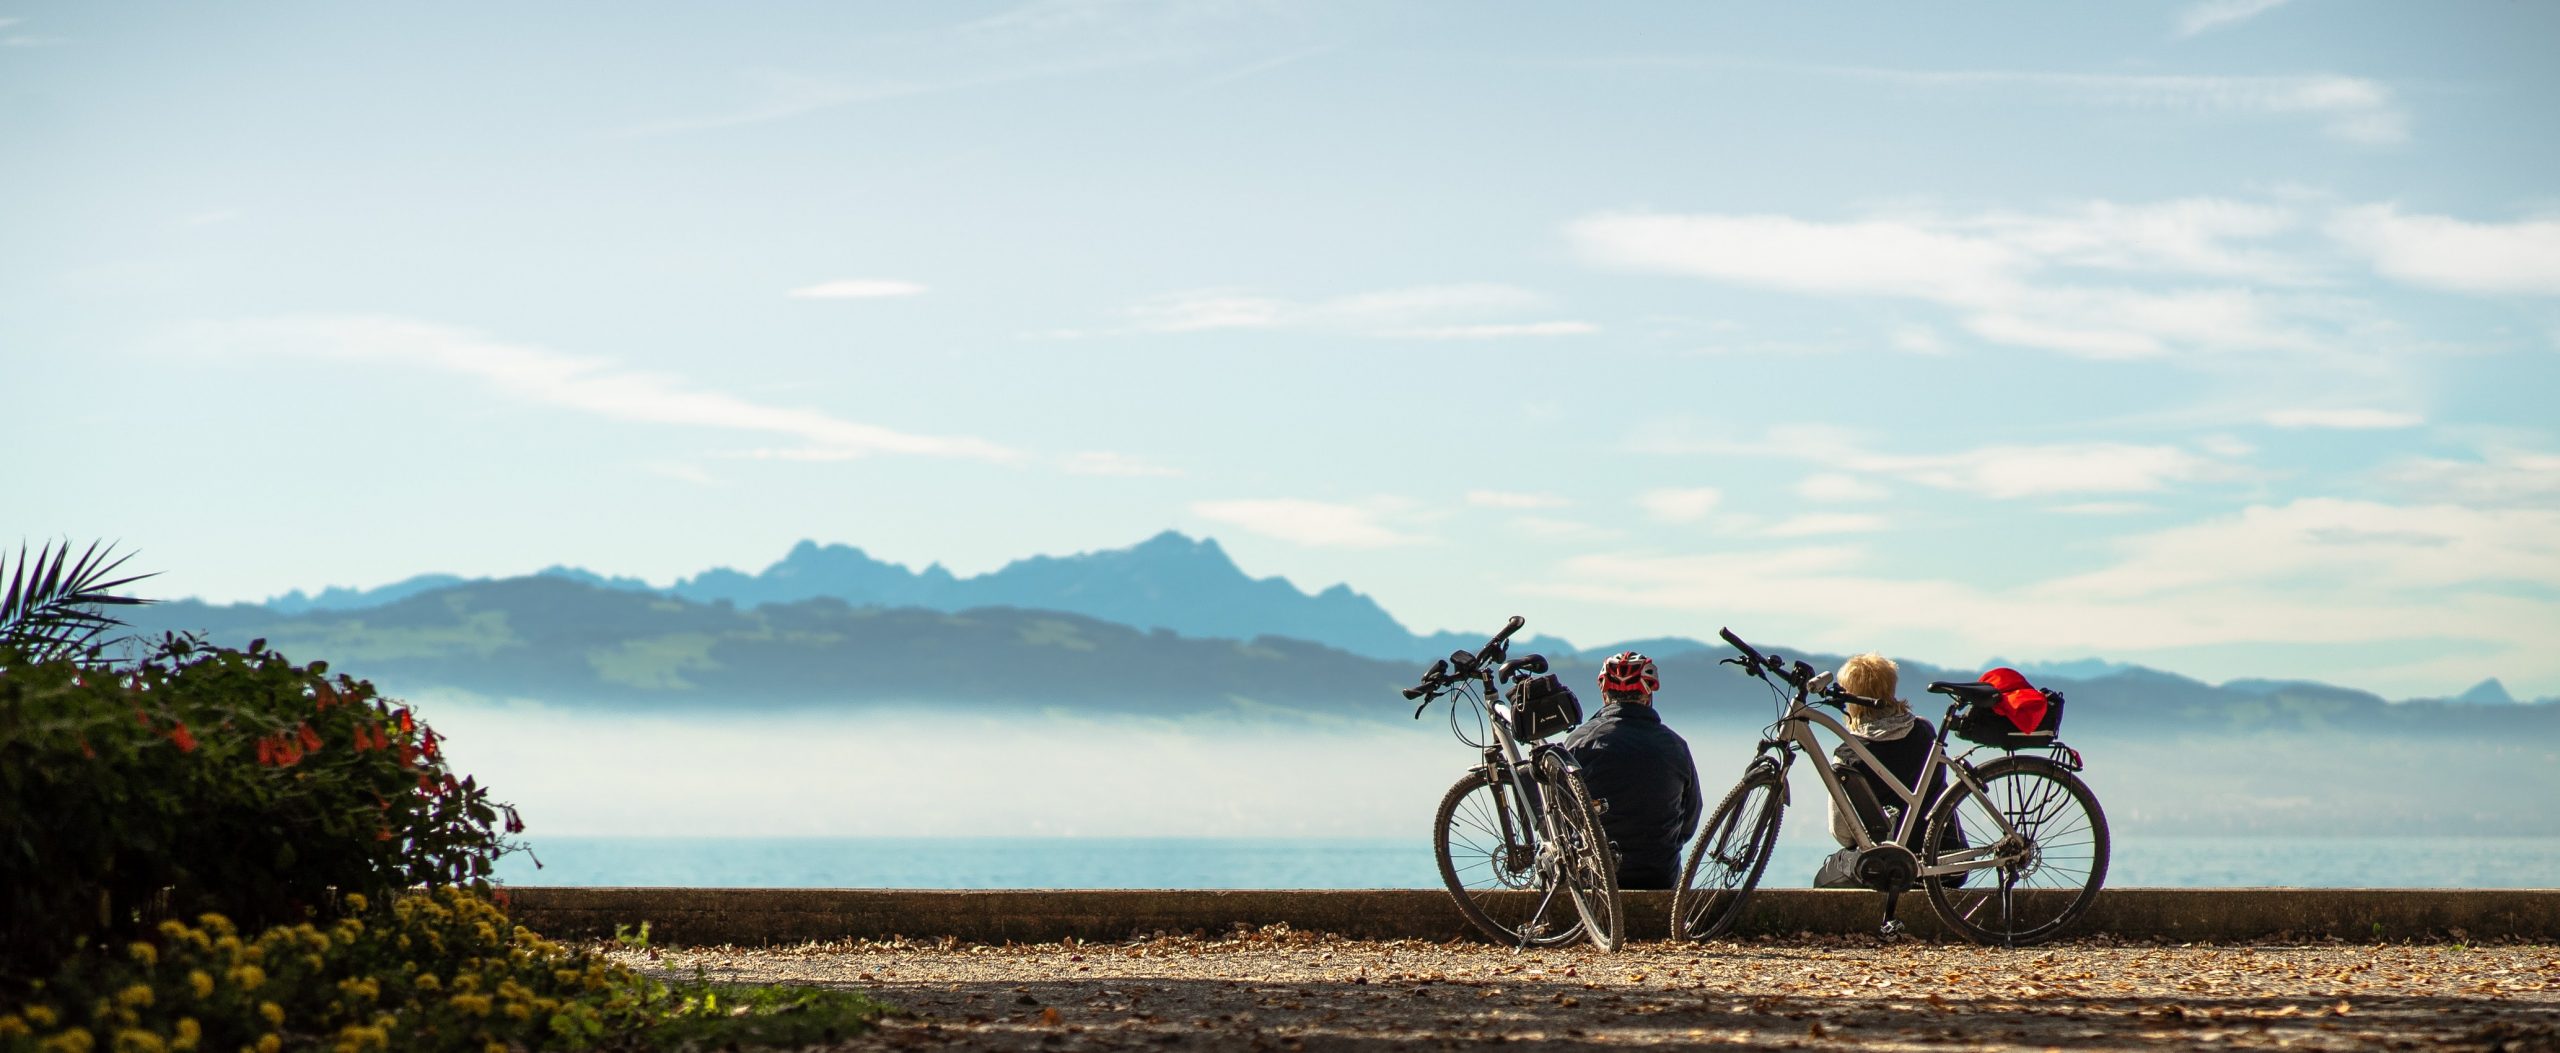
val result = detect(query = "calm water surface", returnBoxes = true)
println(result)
[495,834,2560,889]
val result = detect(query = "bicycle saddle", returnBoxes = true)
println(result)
[1926,680,2001,701]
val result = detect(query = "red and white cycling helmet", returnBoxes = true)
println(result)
[1597,651,1659,695]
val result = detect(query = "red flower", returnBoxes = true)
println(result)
[314,682,339,710]
[80,738,97,760]
[297,723,322,754]
[421,731,440,760]
[394,708,414,734]
[133,708,149,728]
[256,738,273,765]
[167,723,197,753]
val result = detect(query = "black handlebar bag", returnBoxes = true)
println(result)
[1503,674,1584,741]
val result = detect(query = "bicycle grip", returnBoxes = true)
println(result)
[1718,627,1766,667]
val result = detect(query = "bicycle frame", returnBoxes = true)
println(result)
[1460,673,1583,873]
[1755,689,2018,879]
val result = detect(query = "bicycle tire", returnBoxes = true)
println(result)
[1921,755,2110,947]
[1541,760,1624,952]
[1432,767,1585,948]
[1670,763,1785,942]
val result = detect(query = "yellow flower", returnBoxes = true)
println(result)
[109,1029,165,1053]
[196,913,234,938]
[342,892,368,913]
[233,966,267,991]
[186,971,213,999]
[502,1002,530,1021]
[26,1006,58,1027]
[255,1035,281,1053]
[0,1016,27,1038]
[213,936,242,960]
[41,1028,96,1053]
[259,1002,284,1027]
[483,1043,506,1053]
[414,974,441,993]
[115,985,154,1009]
[126,943,157,968]
[156,921,190,941]
[170,1018,200,1053]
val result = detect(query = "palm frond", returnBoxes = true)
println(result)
[1,540,157,662]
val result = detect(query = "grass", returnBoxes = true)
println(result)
[648,979,897,1049]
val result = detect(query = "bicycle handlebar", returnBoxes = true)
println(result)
[1497,653,1549,682]
[1718,627,1767,669]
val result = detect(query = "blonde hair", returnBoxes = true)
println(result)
[1837,652,1908,724]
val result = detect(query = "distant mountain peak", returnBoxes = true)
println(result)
[2454,678,2517,705]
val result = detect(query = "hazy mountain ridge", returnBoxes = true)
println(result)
[134,576,2560,738]
[259,532,1577,664]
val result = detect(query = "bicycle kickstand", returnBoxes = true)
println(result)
[1877,891,1907,941]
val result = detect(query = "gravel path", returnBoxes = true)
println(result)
[616,929,2560,1051]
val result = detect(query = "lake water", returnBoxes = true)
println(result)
[494,834,2560,889]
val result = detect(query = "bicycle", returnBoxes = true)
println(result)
[1670,628,2109,947]
[1404,615,1624,952]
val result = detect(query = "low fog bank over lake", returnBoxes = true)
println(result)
[423,694,2560,843]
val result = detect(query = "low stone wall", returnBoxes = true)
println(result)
[504,887,2560,946]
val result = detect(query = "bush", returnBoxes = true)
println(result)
[0,888,889,1053]
[0,636,522,980]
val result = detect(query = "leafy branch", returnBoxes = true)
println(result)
[1,539,156,661]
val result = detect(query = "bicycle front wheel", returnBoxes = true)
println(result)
[1539,759,1624,952]
[1921,755,2109,947]
[1670,763,1785,942]
[1432,767,1584,948]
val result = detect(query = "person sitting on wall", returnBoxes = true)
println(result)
[1815,652,1960,888]
[1563,651,1702,890]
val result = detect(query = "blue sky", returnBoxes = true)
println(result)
[5,1,2557,698]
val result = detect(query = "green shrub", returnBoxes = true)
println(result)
[0,888,889,1053]
[0,636,522,979]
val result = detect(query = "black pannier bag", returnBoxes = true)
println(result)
[1503,673,1584,741]
[1952,689,2065,749]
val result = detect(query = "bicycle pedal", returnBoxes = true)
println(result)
[1878,919,1907,941]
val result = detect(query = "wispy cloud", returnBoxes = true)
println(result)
[1761,513,1888,538]
[1813,67,2406,145]
[2328,205,2560,297]
[1570,197,2336,360]
[790,279,929,300]
[1795,474,1890,502]
[1638,424,2242,498]
[2378,447,2560,508]
[190,315,1018,462]
[1466,490,1571,510]
[2264,408,2423,430]
[1122,283,1596,340]
[1637,487,1721,522]
[1062,450,1183,478]
[1533,498,2560,694]
[1191,498,1423,548]
[2175,0,2294,37]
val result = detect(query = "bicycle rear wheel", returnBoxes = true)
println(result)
[1432,768,1584,948]
[1670,763,1785,942]
[1539,759,1623,952]
[1921,755,2109,947]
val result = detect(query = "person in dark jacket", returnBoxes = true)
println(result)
[1562,651,1702,890]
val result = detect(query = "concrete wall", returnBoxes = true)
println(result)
[503,887,2560,946]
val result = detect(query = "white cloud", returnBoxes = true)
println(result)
[1532,498,2560,694]
[1638,487,1722,522]
[1191,499,1422,548]
[2378,448,2560,508]
[1816,68,2405,145]
[1387,321,1599,340]
[2176,0,2294,37]
[1510,516,1624,542]
[191,315,1018,462]
[1762,513,1888,538]
[1569,199,2326,361]
[1709,426,2237,498]
[2264,408,2423,430]
[1467,490,1571,510]
[1124,283,1587,339]
[1795,474,1891,503]
[2051,502,2155,516]
[790,279,929,299]
[1060,451,1183,477]
[1888,325,1948,354]
[2329,205,2560,297]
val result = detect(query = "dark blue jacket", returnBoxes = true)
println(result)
[1563,700,1702,889]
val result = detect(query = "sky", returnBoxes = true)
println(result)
[5,1,2558,699]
